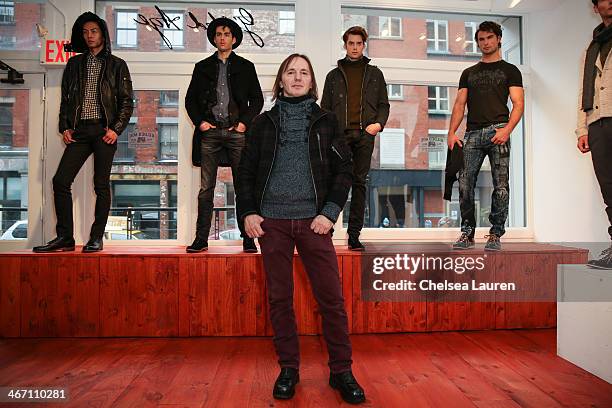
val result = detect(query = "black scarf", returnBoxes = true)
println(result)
[582,23,612,111]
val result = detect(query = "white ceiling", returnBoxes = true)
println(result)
[370,0,568,14]
[489,0,565,12]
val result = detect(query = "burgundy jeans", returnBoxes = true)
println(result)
[258,217,352,374]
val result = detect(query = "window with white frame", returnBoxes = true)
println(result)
[116,10,138,48]
[0,101,13,148]
[161,11,183,49]
[427,129,447,169]
[0,90,28,238]
[426,20,448,53]
[115,122,135,162]
[379,128,405,168]
[278,11,294,35]
[158,123,178,161]
[464,22,478,54]
[0,1,14,24]
[0,35,15,49]
[428,86,450,114]
[159,91,179,107]
[379,17,401,38]
[387,84,403,100]
[109,90,178,240]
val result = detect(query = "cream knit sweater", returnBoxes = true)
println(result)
[576,47,612,138]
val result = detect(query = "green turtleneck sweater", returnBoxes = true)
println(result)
[341,57,367,130]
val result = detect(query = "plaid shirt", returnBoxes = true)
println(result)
[80,52,103,120]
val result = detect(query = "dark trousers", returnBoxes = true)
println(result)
[258,218,352,374]
[196,129,246,240]
[52,121,116,239]
[589,118,612,240]
[345,129,375,236]
[459,124,510,238]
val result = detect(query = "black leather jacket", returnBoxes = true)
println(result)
[59,12,133,135]
[237,103,353,221]
[185,51,263,167]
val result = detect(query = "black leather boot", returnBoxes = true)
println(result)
[329,371,365,404]
[186,238,208,253]
[273,367,299,400]
[348,234,365,251]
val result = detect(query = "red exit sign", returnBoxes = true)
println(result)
[40,39,77,65]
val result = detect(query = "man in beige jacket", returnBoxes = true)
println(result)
[577,0,612,269]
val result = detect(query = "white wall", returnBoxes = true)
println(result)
[529,0,608,242]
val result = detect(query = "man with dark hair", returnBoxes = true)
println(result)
[321,26,390,251]
[185,17,263,253]
[33,12,133,253]
[576,0,612,269]
[476,21,503,42]
[447,21,524,251]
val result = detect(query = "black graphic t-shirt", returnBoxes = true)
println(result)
[459,60,523,131]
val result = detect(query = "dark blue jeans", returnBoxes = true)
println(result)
[459,123,510,238]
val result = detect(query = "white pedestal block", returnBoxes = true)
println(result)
[557,265,612,384]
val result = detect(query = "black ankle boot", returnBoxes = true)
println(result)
[348,234,365,251]
[186,237,208,253]
[329,370,365,404]
[273,367,299,400]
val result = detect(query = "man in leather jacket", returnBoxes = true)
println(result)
[34,12,133,253]
[321,26,389,251]
[185,17,263,253]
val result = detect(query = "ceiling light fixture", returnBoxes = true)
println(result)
[509,0,523,8]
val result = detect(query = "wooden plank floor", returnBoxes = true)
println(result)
[0,330,610,407]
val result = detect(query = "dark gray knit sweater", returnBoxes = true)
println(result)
[261,95,341,221]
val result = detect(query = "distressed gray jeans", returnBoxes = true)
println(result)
[459,123,510,238]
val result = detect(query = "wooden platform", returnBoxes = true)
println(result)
[0,330,610,407]
[0,243,588,337]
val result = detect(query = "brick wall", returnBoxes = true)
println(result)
[0,90,29,148]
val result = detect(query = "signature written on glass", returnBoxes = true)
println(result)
[134,6,264,49]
